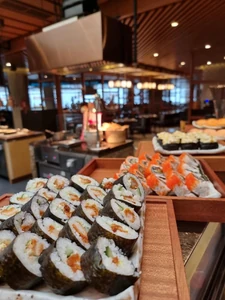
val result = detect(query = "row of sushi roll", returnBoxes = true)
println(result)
[116,153,221,198]
[157,131,219,150]
[0,171,145,296]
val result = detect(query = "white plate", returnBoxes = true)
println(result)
[152,136,225,155]
[192,121,223,130]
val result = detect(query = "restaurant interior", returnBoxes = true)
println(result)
[0,0,225,299]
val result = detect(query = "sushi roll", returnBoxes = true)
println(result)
[73,199,103,224]
[40,237,87,295]
[179,153,200,168]
[156,132,171,145]
[0,232,49,289]
[0,211,35,234]
[177,161,202,178]
[44,198,75,224]
[38,188,57,202]
[114,173,145,202]
[88,216,138,256]
[47,175,70,194]
[161,135,180,151]
[0,230,16,281]
[103,184,142,211]
[100,199,141,231]
[101,178,115,192]
[21,195,49,219]
[146,173,171,196]
[166,172,196,197]
[185,173,221,198]
[59,186,81,207]
[125,156,139,166]
[59,216,91,250]
[26,178,48,193]
[71,174,99,193]
[199,134,218,150]
[80,186,107,205]
[31,218,63,243]
[180,135,199,150]
[10,191,34,205]
[81,237,137,295]
[0,205,21,221]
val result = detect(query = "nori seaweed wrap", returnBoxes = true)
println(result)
[40,237,87,295]
[0,230,16,281]
[80,186,106,205]
[31,218,63,243]
[0,232,49,289]
[88,216,138,256]
[0,211,35,235]
[59,216,91,249]
[81,237,137,295]
[21,195,49,219]
[73,199,103,224]
[70,174,99,193]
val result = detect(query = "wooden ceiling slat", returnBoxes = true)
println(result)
[17,0,60,15]
[2,26,27,35]
[2,18,38,31]
[0,31,17,38]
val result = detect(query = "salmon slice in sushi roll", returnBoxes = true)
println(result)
[38,188,57,202]
[21,195,49,219]
[60,216,91,250]
[59,186,81,206]
[80,186,106,205]
[0,232,49,289]
[47,175,70,194]
[100,178,115,192]
[40,238,87,295]
[0,205,21,221]
[0,211,35,234]
[81,237,137,295]
[10,191,34,205]
[26,178,47,193]
[44,198,75,224]
[74,199,103,224]
[88,216,138,256]
[31,218,63,243]
[101,199,141,231]
[71,175,99,193]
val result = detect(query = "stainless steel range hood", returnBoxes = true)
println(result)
[26,12,132,74]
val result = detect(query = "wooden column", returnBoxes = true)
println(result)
[54,75,63,130]
[188,51,194,123]
[81,73,85,102]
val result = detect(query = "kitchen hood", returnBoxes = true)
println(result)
[26,12,132,74]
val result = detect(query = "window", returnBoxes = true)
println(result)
[162,78,191,104]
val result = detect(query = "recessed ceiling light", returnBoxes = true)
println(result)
[207,61,212,65]
[89,68,93,72]
[205,44,211,49]
[5,62,11,67]
[153,53,159,57]
[180,61,186,66]
[224,56,225,60]
[171,21,179,27]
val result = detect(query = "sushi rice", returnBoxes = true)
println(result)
[26,178,48,193]
[47,175,70,194]
[46,198,75,224]
[21,196,49,219]
[34,218,63,241]
[101,178,115,192]
[0,230,15,252]
[71,175,98,192]
[14,211,36,234]
[0,205,21,221]
[38,188,57,202]
[67,216,91,249]
[80,185,107,205]
[74,199,103,224]
[59,186,81,207]
[10,191,34,205]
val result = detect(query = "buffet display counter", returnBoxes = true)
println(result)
[0,131,45,183]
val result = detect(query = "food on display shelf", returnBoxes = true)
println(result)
[73,199,103,224]
[0,211,35,234]
[38,188,57,202]
[59,186,81,207]
[26,178,48,193]
[100,122,128,131]
[47,175,70,193]
[195,118,225,128]
[10,191,34,205]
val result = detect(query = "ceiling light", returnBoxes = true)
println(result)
[44,75,48,78]
[108,80,114,88]
[5,62,11,67]
[137,83,142,89]
[153,53,159,57]
[121,80,127,88]
[224,56,225,60]
[205,44,211,49]
[89,68,93,72]
[171,21,179,27]
[180,61,185,66]
[207,61,212,65]
[126,81,132,88]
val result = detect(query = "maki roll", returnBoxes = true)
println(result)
[47,175,70,194]
[21,195,49,219]
[146,173,171,196]
[10,191,34,205]
[59,186,81,207]
[80,186,107,205]
[88,216,138,256]
[0,230,16,281]
[161,135,180,151]
[40,237,86,295]
[31,218,63,243]
[0,211,35,234]
[114,173,145,202]
[38,188,57,202]
[74,199,103,224]
[103,184,142,212]
[0,232,49,289]
[71,174,99,193]
[200,134,218,150]
[100,178,115,192]
[179,153,199,168]
[81,237,137,295]
[44,198,75,224]
[180,135,199,150]
[125,156,139,166]
[166,172,196,197]
[0,205,21,221]
[26,178,48,193]
[156,132,171,145]
[59,216,91,250]
[101,199,141,231]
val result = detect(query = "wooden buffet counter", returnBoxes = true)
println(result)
[0,131,45,183]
